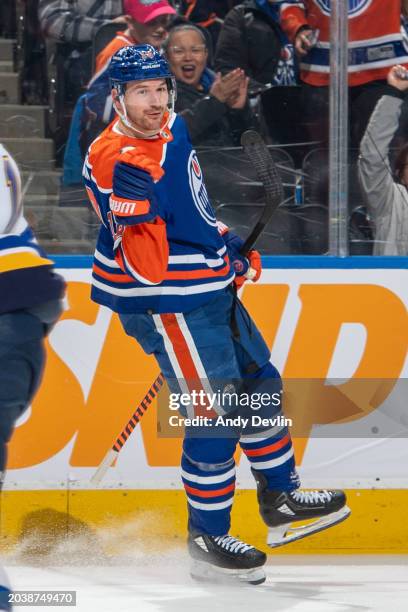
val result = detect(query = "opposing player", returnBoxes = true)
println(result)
[0,145,65,477]
[83,44,350,585]
[0,144,65,610]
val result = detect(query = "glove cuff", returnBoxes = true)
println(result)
[110,195,150,217]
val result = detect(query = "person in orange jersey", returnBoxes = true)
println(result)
[94,0,176,77]
[278,0,408,145]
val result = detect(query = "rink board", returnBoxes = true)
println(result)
[3,256,408,553]
[1,489,408,554]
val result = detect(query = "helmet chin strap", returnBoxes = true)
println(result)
[115,92,175,139]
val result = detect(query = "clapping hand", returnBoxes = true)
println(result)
[227,73,249,110]
[210,68,246,105]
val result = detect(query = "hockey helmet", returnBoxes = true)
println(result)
[109,44,175,96]
[109,44,176,137]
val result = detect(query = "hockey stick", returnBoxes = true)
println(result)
[240,130,285,264]
[90,373,164,484]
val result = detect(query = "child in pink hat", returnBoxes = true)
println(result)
[124,0,176,25]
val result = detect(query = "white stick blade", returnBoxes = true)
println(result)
[90,449,119,485]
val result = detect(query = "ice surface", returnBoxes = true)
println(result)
[2,517,407,611]
[4,549,408,611]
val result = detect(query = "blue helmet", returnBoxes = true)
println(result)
[109,44,177,136]
[109,44,173,95]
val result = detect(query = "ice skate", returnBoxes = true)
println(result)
[252,469,351,548]
[188,533,267,585]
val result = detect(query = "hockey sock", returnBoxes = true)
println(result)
[181,442,236,536]
[240,429,300,492]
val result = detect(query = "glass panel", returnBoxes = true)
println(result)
[7,1,406,256]
[329,0,349,257]
[332,0,408,256]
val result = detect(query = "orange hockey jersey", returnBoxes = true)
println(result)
[279,0,408,86]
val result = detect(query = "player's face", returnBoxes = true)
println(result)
[128,15,171,49]
[123,79,169,132]
[167,30,208,88]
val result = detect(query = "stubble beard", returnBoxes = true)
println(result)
[120,106,166,137]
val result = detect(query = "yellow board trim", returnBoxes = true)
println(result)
[1,489,407,555]
[0,252,52,272]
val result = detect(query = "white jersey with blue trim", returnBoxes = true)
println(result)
[0,144,64,314]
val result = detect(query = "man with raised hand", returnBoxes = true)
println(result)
[359,65,408,254]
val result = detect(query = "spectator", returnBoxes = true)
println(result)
[358,65,408,255]
[177,1,243,51]
[89,0,176,117]
[278,0,408,145]
[164,23,257,146]
[214,0,283,93]
[63,0,176,185]
[95,0,176,74]
[38,0,125,44]
[38,0,126,149]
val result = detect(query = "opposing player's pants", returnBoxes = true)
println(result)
[0,311,46,478]
[120,287,300,536]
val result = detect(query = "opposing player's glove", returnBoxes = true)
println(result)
[111,153,164,225]
[223,231,262,289]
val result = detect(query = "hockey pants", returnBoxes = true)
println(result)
[0,311,46,479]
[120,287,300,536]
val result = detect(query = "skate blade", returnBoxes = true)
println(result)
[267,505,351,548]
[190,560,266,585]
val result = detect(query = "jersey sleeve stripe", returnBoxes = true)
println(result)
[92,263,136,284]
[0,251,53,273]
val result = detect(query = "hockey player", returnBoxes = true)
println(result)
[0,145,65,610]
[0,145,65,480]
[78,0,175,162]
[83,44,350,585]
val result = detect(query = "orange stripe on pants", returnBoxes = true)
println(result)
[160,313,217,418]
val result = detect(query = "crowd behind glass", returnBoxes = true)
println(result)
[1,0,408,256]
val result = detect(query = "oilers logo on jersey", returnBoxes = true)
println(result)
[274,44,297,86]
[188,151,217,227]
[314,0,372,17]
